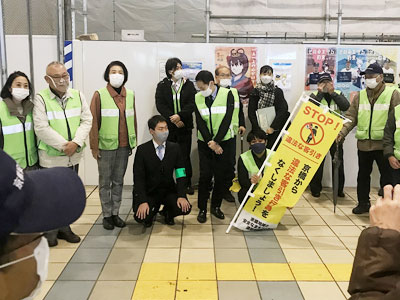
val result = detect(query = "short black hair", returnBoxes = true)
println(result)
[165,58,182,79]
[0,71,32,100]
[247,130,268,143]
[148,115,167,130]
[103,61,128,86]
[195,70,214,84]
[260,65,273,75]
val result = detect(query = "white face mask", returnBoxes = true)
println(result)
[200,85,213,97]
[0,237,49,300]
[12,88,30,102]
[173,69,184,80]
[366,78,379,89]
[261,75,273,84]
[109,73,124,88]
[219,78,231,88]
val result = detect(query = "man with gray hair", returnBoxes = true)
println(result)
[33,61,92,247]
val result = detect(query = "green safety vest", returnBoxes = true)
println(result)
[356,87,394,140]
[230,87,240,135]
[195,87,235,142]
[0,100,38,168]
[171,80,184,114]
[240,148,274,189]
[98,87,136,150]
[393,104,400,160]
[314,90,342,114]
[38,88,84,156]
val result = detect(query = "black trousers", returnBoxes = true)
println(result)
[224,136,237,194]
[45,164,79,241]
[357,150,392,205]
[310,142,345,194]
[168,131,192,186]
[198,138,235,210]
[133,191,191,224]
[389,167,400,186]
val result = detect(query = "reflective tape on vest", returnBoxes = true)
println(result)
[47,107,81,120]
[126,109,135,117]
[358,104,371,111]
[2,122,32,135]
[396,119,400,128]
[101,109,120,117]
[374,103,390,110]
[199,106,228,116]
[234,102,240,109]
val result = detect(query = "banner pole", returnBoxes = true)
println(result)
[226,93,309,234]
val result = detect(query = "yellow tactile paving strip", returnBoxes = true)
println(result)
[33,185,377,300]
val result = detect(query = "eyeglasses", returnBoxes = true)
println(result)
[47,74,70,81]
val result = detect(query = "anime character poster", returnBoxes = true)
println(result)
[215,47,257,105]
[305,47,336,91]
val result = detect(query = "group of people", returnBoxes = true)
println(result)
[2,57,400,244]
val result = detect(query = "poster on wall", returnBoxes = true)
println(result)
[215,47,257,104]
[158,61,203,88]
[271,62,293,91]
[336,47,398,102]
[304,47,336,91]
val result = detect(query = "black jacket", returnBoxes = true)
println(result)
[133,140,187,205]
[248,86,289,133]
[155,78,196,134]
[194,86,235,144]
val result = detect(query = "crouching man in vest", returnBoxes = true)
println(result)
[383,103,400,185]
[237,130,274,203]
[194,70,237,223]
[309,73,350,198]
[337,63,400,214]
[33,61,93,247]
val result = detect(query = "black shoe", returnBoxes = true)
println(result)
[103,217,115,230]
[47,238,58,247]
[186,186,195,195]
[378,188,383,197]
[223,191,235,202]
[311,191,321,197]
[144,220,153,228]
[338,191,345,198]
[197,210,207,223]
[211,207,225,219]
[57,230,81,243]
[352,203,371,215]
[165,215,175,226]
[112,215,126,228]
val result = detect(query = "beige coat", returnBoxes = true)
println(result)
[33,88,92,168]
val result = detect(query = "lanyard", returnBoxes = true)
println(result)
[171,80,184,114]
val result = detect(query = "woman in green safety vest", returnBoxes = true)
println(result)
[89,61,138,230]
[237,130,274,203]
[0,71,38,170]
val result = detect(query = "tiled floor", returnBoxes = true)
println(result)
[33,186,379,300]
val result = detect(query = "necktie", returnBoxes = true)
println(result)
[157,144,164,160]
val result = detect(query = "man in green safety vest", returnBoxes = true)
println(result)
[338,63,400,214]
[383,103,400,185]
[215,65,246,203]
[33,61,92,246]
[237,130,274,203]
[309,73,350,198]
[194,70,237,223]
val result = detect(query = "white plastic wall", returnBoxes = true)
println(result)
[5,36,389,187]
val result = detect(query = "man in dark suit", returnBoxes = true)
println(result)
[133,115,192,226]
[155,58,196,195]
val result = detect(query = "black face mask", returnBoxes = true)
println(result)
[250,143,266,154]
